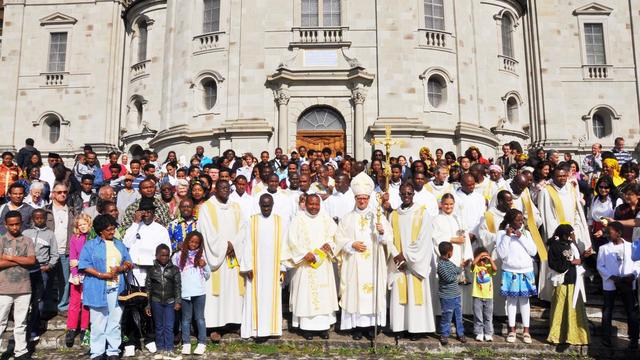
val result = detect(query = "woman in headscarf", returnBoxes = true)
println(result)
[602,158,624,187]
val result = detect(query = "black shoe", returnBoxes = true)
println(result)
[15,354,32,360]
[628,340,638,350]
[303,331,313,340]
[352,330,362,340]
[457,335,467,343]
[107,356,119,360]
[65,330,76,348]
[409,333,421,341]
[601,338,612,347]
[320,330,329,340]
[440,336,449,346]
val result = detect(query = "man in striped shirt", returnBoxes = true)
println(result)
[612,137,634,165]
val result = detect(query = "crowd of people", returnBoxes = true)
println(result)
[0,136,639,360]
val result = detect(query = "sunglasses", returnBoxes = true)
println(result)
[54,191,69,194]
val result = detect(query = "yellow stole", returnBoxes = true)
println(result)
[391,206,426,305]
[205,200,245,296]
[250,215,282,333]
[521,188,547,261]
[484,210,496,234]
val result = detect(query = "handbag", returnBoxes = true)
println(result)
[118,271,148,306]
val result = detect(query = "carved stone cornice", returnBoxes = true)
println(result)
[351,88,367,105]
[275,89,291,106]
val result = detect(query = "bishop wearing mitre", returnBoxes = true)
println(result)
[285,193,339,340]
[388,182,437,340]
[335,172,392,340]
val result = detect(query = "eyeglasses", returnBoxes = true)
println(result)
[399,192,414,196]
[54,191,68,194]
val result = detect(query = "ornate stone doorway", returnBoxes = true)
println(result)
[296,106,346,154]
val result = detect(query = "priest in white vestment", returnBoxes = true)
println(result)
[410,172,439,218]
[285,194,339,339]
[489,175,543,229]
[252,174,294,226]
[537,167,593,301]
[229,175,254,221]
[425,166,456,203]
[197,181,246,339]
[240,194,287,339]
[453,174,486,247]
[478,190,512,316]
[335,173,392,340]
[325,173,355,221]
[388,182,437,339]
[431,193,474,314]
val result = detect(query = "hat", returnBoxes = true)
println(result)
[489,165,502,173]
[138,197,156,211]
[351,172,374,197]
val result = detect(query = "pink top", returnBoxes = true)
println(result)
[69,233,88,277]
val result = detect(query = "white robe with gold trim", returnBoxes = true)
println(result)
[197,197,245,328]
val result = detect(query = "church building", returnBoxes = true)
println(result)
[0,0,639,160]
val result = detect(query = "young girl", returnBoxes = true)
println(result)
[496,209,538,344]
[173,231,210,356]
[66,213,93,348]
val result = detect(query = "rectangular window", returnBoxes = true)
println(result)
[302,0,319,27]
[584,23,606,65]
[424,0,445,31]
[203,0,221,33]
[48,32,68,72]
[323,0,341,27]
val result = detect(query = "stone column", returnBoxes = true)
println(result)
[351,88,367,160]
[276,87,290,150]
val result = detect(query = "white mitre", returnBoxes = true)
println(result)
[351,172,374,197]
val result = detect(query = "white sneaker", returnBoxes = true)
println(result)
[193,343,206,355]
[484,334,493,342]
[475,333,484,342]
[146,341,158,353]
[123,345,136,357]
[181,344,191,355]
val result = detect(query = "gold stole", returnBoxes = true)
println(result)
[250,215,282,333]
[391,206,426,305]
[521,188,547,261]
[205,201,245,296]
[484,211,496,234]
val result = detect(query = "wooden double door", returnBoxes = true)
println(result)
[296,130,345,154]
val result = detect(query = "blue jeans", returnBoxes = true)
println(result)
[181,295,206,344]
[151,301,175,351]
[89,287,122,358]
[29,271,48,337]
[57,254,70,311]
[440,296,464,337]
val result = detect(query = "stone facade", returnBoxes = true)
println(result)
[0,0,638,162]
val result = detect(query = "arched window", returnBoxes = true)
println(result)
[137,20,148,62]
[203,0,221,33]
[592,110,612,139]
[298,107,345,130]
[506,97,519,124]
[427,75,446,108]
[43,115,61,144]
[202,79,218,110]
[134,99,144,126]
[501,15,514,58]
[424,0,445,31]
